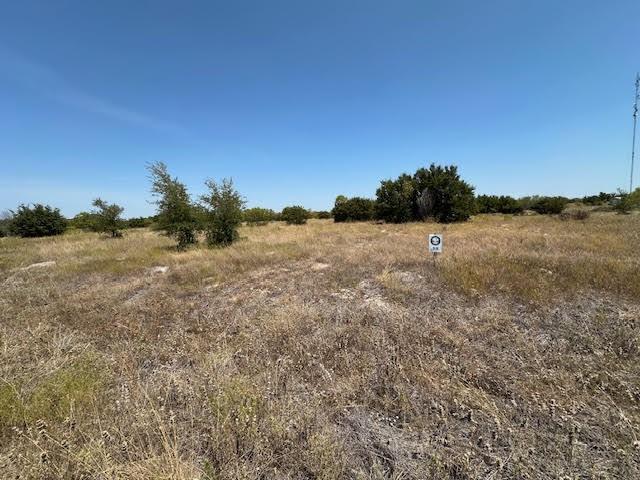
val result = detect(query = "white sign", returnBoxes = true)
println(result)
[428,234,443,254]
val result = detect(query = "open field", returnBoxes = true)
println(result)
[1,214,639,479]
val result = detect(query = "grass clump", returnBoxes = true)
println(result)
[0,354,106,429]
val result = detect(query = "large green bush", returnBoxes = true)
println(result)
[243,207,277,225]
[9,204,67,238]
[200,178,245,246]
[374,165,475,223]
[476,195,523,214]
[529,196,569,215]
[148,162,199,250]
[374,174,415,223]
[127,216,154,228]
[281,206,310,225]
[332,196,375,222]
[413,165,476,222]
[314,210,332,219]
[69,212,98,231]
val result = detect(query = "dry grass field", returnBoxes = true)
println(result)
[1,213,639,479]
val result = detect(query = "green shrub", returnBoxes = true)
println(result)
[374,174,415,223]
[127,216,154,228]
[582,192,615,205]
[0,212,12,237]
[0,355,105,428]
[614,188,640,214]
[315,210,332,219]
[200,178,245,246]
[476,195,523,214]
[332,196,375,222]
[69,211,98,231]
[374,164,475,223]
[91,198,124,237]
[281,206,310,225]
[413,164,476,222]
[148,162,199,250]
[9,204,67,238]
[243,207,276,225]
[529,196,569,215]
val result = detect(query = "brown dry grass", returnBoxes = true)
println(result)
[1,214,639,479]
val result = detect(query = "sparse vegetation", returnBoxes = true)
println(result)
[8,204,67,238]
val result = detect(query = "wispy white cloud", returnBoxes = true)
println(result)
[0,46,187,135]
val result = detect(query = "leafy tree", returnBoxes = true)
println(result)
[315,211,332,219]
[91,198,124,237]
[332,196,375,222]
[374,174,415,223]
[476,195,523,214]
[148,162,198,250]
[243,207,276,225]
[200,178,245,246]
[281,206,309,225]
[9,204,67,238]
[413,165,475,222]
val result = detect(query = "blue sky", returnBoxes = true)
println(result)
[1,1,638,217]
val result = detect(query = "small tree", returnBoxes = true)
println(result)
[374,174,415,223]
[200,178,245,246]
[91,198,124,237]
[413,165,475,222]
[9,204,67,238]
[148,162,198,250]
[281,206,309,225]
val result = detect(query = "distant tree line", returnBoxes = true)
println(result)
[331,164,638,224]
[2,162,638,239]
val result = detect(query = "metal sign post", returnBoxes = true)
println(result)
[428,233,443,265]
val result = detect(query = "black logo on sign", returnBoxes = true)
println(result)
[430,236,441,246]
